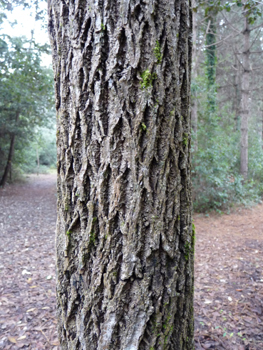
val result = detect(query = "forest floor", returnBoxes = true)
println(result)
[194,205,263,350]
[0,175,262,350]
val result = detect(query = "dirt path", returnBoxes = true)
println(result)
[0,176,262,349]
[0,174,58,349]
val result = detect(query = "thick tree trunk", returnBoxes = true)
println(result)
[48,1,193,349]
[0,111,19,187]
[240,16,250,180]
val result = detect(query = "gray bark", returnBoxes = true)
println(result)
[240,16,250,179]
[48,1,193,349]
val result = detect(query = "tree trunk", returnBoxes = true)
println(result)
[36,147,40,176]
[48,1,193,349]
[240,16,250,180]
[191,0,198,151]
[233,54,241,131]
[191,98,198,151]
[205,10,217,116]
[0,111,19,187]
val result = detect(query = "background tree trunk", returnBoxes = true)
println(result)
[191,0,198,151]
[0,111,19,187]
[0,134,16,186]
[48,1,193,349]
[205,9,217,116]
[240,16,250,179]
[36,147,40,176]
[233,54,241,131]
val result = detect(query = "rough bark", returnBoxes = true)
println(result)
[48,1,193,349]
[240,16,250,179]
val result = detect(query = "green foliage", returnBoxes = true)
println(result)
[191,0,263,212]
[248,132,263,181]
[235,0,262,24]
[198,0,262,22]
[196,0,262,25]
[192,128,240,211]
[192,105,263,212]
[17,125,56,174]
[0,34,55,181]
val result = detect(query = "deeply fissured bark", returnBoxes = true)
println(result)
[48,0,193,349]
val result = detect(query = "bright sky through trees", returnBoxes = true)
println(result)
[0,1,56,185]
[0,4,51,66]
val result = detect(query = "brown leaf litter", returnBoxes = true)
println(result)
[0,174,262,349]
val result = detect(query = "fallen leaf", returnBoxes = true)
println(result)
[26,308,36,313]
[8,337,17,344]
[17,335,26,340]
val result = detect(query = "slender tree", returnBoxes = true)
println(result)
[0,111,19,186]
[48,0,194,349]
[233,54,241,130]
[240,14,250,179]
[191,0,199,151]
[205,4,217,116]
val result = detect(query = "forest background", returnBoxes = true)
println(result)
[0,0,263,212]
